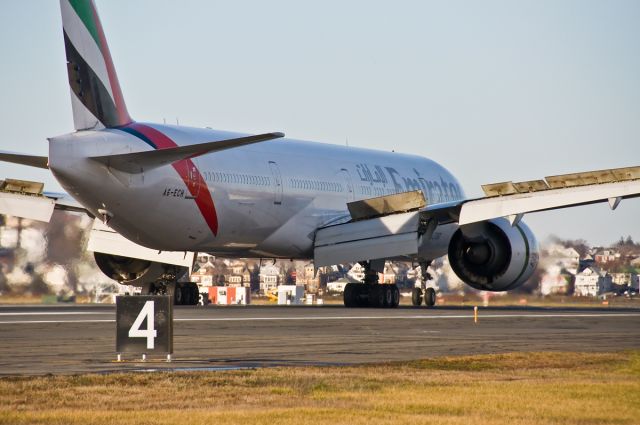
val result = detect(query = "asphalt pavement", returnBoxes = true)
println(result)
[0,304,638,375]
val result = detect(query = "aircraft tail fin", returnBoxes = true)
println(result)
[60,0,132,130]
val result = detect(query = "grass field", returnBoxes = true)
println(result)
[1,351,639,424]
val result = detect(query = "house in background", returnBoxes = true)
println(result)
[574,267,612,297]
[593,249,620,264]
[191,260,216,287]
[259,263,283,294]
[610,273,639,294]
[225,260,251,287]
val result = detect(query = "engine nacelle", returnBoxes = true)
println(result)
[447,218,538,291]
[94,252,184,287]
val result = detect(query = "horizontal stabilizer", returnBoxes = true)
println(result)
[90,132,285,173]
[0,151,48,169]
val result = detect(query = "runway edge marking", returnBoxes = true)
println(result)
[1,312,639,325]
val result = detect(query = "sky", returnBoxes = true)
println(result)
[0,0,639,247]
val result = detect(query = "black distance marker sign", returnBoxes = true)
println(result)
[116,296,173,355]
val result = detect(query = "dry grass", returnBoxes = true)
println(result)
[1,351,639,424]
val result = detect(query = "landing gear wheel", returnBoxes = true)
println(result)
[391,285,400,308]
[181,284,192,305]
[424,287,436,307]
[174,284,184,305]
[411,287,423,306]
[382,285,393,307]
[189,283,199,305]
[369,285,383,308]
[344,283,356,307]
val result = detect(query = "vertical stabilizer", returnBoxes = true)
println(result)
[60,0,132,130]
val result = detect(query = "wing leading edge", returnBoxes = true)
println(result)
[421,165,640,226]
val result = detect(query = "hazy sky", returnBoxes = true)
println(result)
[1,1,639,246]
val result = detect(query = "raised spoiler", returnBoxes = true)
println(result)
[314,165,640,267]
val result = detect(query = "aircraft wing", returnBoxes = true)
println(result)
[314,165,640,267]
[0,179,193,269]
[0,179,89,222]
[421,165,640,226]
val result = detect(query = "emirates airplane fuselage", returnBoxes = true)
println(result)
[49,124,463,259]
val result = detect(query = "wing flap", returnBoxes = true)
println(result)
[0,179,89,222]
[314,212,421,266]
[0,191,55,222]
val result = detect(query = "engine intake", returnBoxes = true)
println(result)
[448,218,538,291]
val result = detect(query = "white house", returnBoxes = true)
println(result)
[326,277,355,293]
[347,263,366,281]
[259,263,282,294]
[574,267,612,297]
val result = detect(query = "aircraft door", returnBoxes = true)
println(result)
[340,168,355,201]
[268,161,283,205]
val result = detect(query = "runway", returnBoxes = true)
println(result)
[0,304,639,376]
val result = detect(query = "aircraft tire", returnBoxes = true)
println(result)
[183,285,191,305]
[411,287,422,306]
[344,283,356,307]
[369,285,384,308]
[174,284,184,305]
[425,287,436,307]
[382,285,393,308]
[188,283,199,305]
[391,285,400,308]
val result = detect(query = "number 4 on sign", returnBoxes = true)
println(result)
[128,301,158,349]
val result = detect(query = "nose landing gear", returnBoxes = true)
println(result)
[411,260,437,307]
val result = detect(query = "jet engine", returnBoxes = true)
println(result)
[447,218,538,291]
[94,252,183,287]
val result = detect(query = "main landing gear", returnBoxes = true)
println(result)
[344,282,400,308]
[411,260,437,307]
[343,261,400,308]
[146,281,200,306]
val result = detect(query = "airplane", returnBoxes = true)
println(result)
[1,0,639,307]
